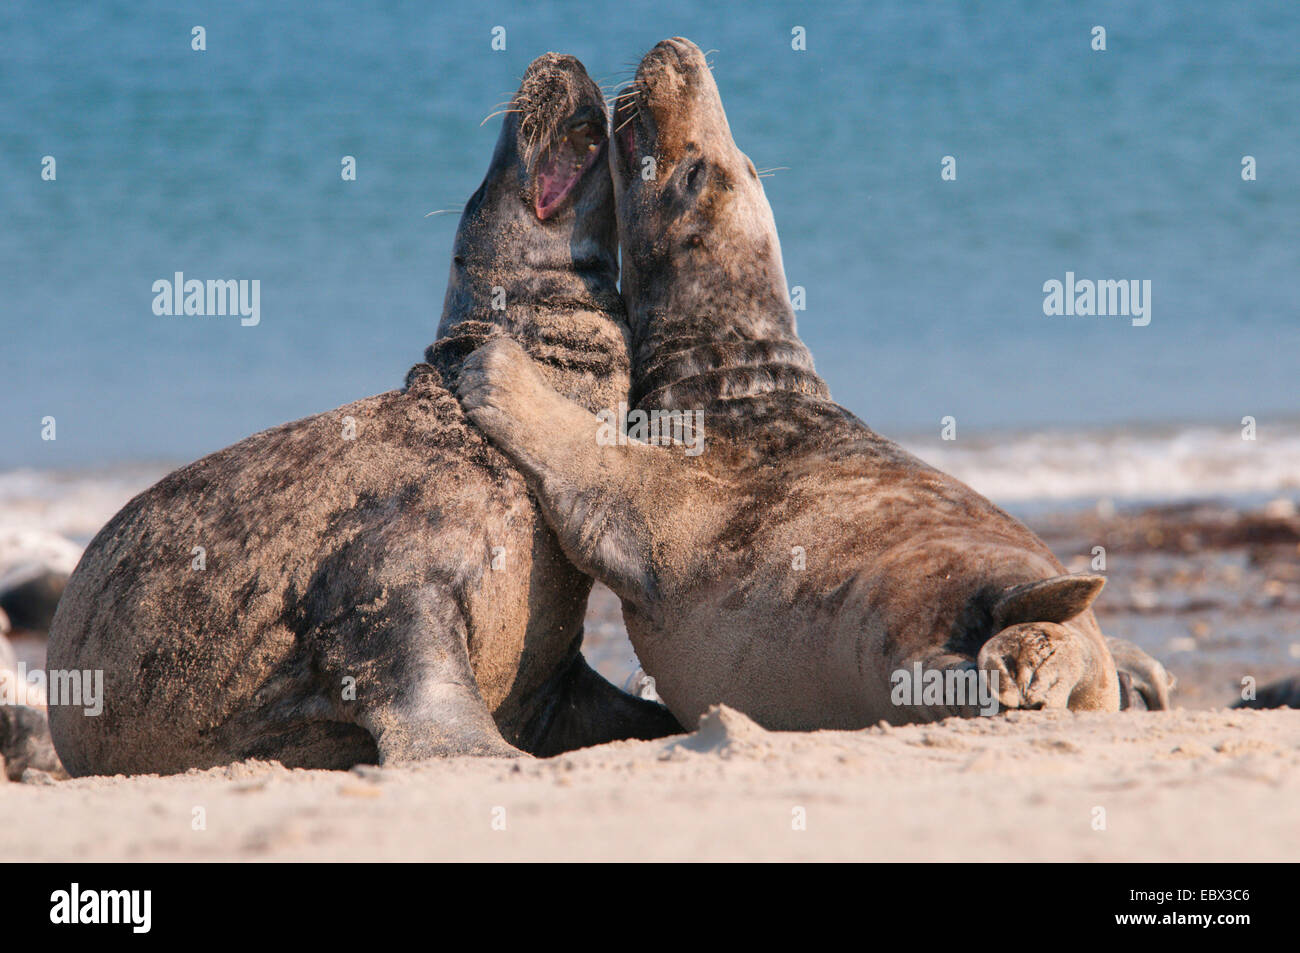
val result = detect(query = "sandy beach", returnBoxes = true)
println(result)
[3,705,1297,862]
[5,1,1297,869]
[2,470,1298,862]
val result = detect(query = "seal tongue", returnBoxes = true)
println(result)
[534,121,603,219]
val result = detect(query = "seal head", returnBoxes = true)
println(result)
[610,38,824,413]
[433,54,626,414]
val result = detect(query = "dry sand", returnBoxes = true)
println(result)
[2,495,1298,862]
[2,704,1298,862]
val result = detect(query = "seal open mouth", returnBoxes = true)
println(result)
[534,116,606,220]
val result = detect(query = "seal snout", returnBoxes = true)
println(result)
[514,55,609,221]
[645,36,710,74]
[617,37,728,173]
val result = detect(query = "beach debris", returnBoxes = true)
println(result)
[0,704,66,781]
[0,566,69,636]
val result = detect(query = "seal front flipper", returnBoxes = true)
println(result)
[456,337,723,617]
[359,680,523,761]
[331,587,524,762]
[517,646,682,756]
[976,574,1118,711]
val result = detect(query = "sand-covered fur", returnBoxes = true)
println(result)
[46,54,678,777]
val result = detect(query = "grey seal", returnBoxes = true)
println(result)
[1232,675,1300,709]
[456,38,1121,730]
[0,567,67,636]
[47,53,678,776]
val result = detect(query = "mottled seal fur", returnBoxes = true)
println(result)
[46,54,678,777]
[457,38,1122,730]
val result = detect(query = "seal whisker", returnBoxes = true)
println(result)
[525,119,545,163]
[479,108,523,127]
[613,95,642,134]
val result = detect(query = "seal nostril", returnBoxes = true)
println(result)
[685,160,706,192]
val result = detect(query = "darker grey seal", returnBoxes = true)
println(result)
[1232,675,1300,709]
[46,53,678,777]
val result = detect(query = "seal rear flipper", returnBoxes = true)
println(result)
[991,573,1105,629]
[978,619,1118,712]
[973,575,1119,712]
[518,649,683,757]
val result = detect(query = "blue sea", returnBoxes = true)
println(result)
[2,0,1298,486]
